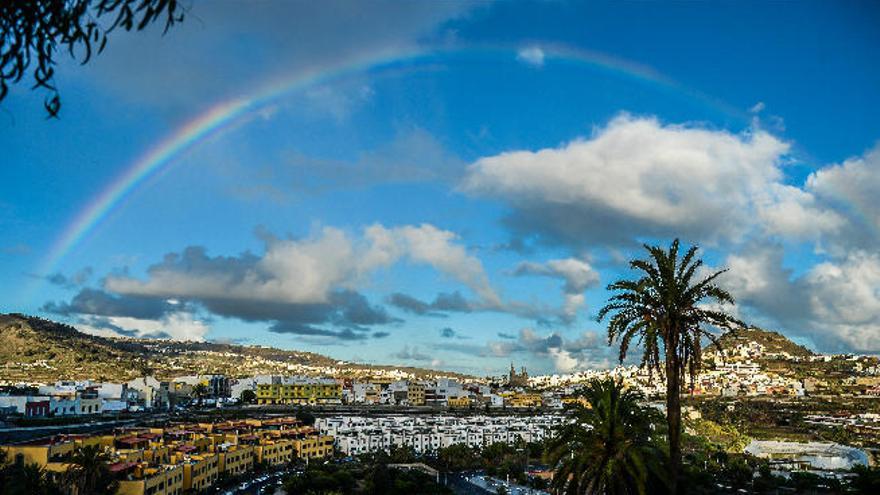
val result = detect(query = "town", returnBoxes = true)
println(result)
[3,331,880,494]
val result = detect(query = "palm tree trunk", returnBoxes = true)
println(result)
[665,349,681,494]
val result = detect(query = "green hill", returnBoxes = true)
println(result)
[705,327,814,360]
[0,314,466,383]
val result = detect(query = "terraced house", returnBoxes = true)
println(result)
[0,416,333,494]
[256,377,343,405]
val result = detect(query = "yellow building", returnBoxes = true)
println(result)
[144,445,173,465]
[182,454,219,493]
[407,382,425,406]
[561,396,591,408]
[255,439,295,466]
[256,380,342,405]
[293,435,334,460]
[1,415,331,495]
[218,444,254,477]
[447,396,471,408]
[116,464,184,495]
[506,393,543,408]
[1,438,75,467]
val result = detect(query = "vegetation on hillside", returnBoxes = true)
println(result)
[706,327,815,361]
[0,314,467,382]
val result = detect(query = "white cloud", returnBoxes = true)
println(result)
[513,257,599,320]
[485,328,609,373]
[462,114,792,245]
[720,246,880,352]
[382,224,502,306]
[755,183,845,240]
[106,223,500,308]
[804,252,880,351]
[107,226,359,305]
[807,145,880,240]
[78,312,210,341]
[517,46,545,67]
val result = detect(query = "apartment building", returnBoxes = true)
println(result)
[116,464,184,495]
[1,416,333,495]
[407,382,426,406]
[505,393,543,408]
[217,444,254,476]
[254,439,295,466]
[317,414,564,456]
[294,434,335,459]
[182,454,219,493]
[256,378,342,405]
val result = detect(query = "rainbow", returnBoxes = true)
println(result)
[38,43,746,279]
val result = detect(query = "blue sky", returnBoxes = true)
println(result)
[1,1,879,376]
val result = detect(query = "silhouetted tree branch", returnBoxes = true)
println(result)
[1,0,186,117]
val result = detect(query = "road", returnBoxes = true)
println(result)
[0,413,169,443]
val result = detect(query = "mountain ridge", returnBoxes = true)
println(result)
[0,313,469,383]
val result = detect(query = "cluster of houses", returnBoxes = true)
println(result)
[316,414,565,456]
[529,341,880,399]
[0,375,233,417]
[8,340,878,422]
[0,416,333,495]
[0,364,560,419]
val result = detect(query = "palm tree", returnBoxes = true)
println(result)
[62,445,118,495]
[1,459,61,495]
[598,239,742,494]
[545,378,665,495]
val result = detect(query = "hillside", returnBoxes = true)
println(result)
[0,314,467,383]
[705,327,815,361]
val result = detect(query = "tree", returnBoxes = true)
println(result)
[598,239,743,493]
[545,378,665,495]
[849,465,880,493]
[193,383,208,406]
[436,444,481,472]
[0,449,62,495]
[0,0,186,117]
[61,445,118,495]
[296,408,316,426]
[240,389,256,404]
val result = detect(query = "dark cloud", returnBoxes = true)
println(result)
[88,241,401,341]
[45,267,94,289]
[45,286,397,343]
[387,291,472,316]
[431,292,472,312]
[194,289,398,334]
[42,288,175,320]
[497,332,516,340]
[492,237,536,255]
[440,327,456,338]
[269,323,369,341]
[387,293,433,315]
